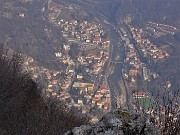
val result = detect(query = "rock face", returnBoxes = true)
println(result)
[64,108,159,135]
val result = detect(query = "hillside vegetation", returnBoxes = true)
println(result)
[0,44,88,135]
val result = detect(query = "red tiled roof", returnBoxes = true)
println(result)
[133,91,145,97]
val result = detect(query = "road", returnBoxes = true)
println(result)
[103,23,129,110]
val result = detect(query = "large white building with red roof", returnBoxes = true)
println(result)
[133,91,146,98]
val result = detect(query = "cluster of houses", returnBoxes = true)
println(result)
[59,19,110,49]
[24,20,111,119]
[124,43,142,82]
[53,19,111,117]
[91,83,111,111]
[25,56,73,103]
[130,26,169,63]
[79,50,109,74]
[146,22,177,38]
[71,81,111,116]
[120,28,147,83]
[54,44,72,64]
[120,23,175,84]
[119,24,179,132]
[47,0,63,23]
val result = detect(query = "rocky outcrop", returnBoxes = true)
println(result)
[64,108,159,135]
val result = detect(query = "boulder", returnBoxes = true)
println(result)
[64,108,159,135]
